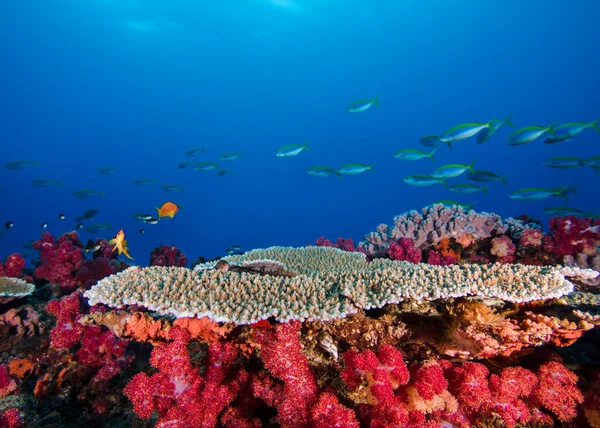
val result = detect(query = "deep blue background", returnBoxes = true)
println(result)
[0,0,598,265]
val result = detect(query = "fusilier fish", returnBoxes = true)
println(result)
[507,125,554,146]
[193,162,219,171]
[219,152,242,161]
[31,179,61,187]
[393,149,436,161]
[132,178,156,186]
[276,140,309,157]
[466,170,509,185]
[133,214,154,221]
[185,146,206,157]
[306,166,340,177]
[178,162,193,169]
[162,184,184,193]
[420,135,452,149]
[447,183,488,195]
[584,156,600,172]
[73,189,104,198]
[543,120,599,144]
[404,175,446,187]
[4,160,38,170]
[84,223,111,233]
[434,200,474,210]
[509,186,575,201]
[97,167,118,175]
[477,115,514,144]
[543,157,586,169]
[543,207,594,217]
[431,159,476,179]
[441,122,493,143]
[337,163,374,175]
[217,169,234,176]
[346,94,380,113]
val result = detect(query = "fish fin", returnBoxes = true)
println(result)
[592,166,600,173]
[373,94,380,107]
[428,149,436,161]
[122,246,134,260]
[547,124,556,136]
[482,186,488,196]
[468,157,477,173]
[441,179,448,189]
[155,207,162,219]
[108,238,116,245]
[303,139,309,151]
[593,119,600,132]
[500,175,510,185]
[368,162,375,172]
[505,114,515,127]
[446,140,453,150]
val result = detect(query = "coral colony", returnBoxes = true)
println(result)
[0,204,600,427]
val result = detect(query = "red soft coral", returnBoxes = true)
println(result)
[150,245,188,267]
[543,216,600,258]
[388,238,422,263]
[46,292,85,350]
[0,254,25,278]
[76,326,132,382]
[532,361,583,422]
[33,232,84,290]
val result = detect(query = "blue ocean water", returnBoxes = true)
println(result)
[0,0,598,264]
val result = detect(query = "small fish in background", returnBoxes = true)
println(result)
[420,136,452,149]
[133,214,154,221]
[139,229,145,234]
[543,156,587,169]
[156,202,179,219]
[434,200,474,210]
[144,218,159,224]
[219,152,242,161]
[132,178,157,186]
[506,125,554,146]
[466,170,509,185]
[109,228,133,260]
[193,162,219,171]
[217,169,234,176]
[185,146,206,157]
[543,120,599,144]
[76,223,83,229]
[178,161,194,169]
[161,184,184,193]
[230,245,241,251]
[543,207,594,217]
[447,183,488,195]
[440,122,493,143]
[276,140,309,157]
[306,166,341,177]
[83,239,101,253]
[225,245,242,254]
[81,209,99,220]
[404,175,446,187]
[40,222,48,229]
[337,163,374,175]
[5,221,14,230]
[432,159,476,179]
[97,167,118,175]
[23,241,34,249]
[476,115,514,144]
[509,186,575,201]
[346,94,380,113]
[83,223,111,234]
[31,178,61,187]
[4,160,39,170]
[73,189,104,198]
[393,149,436,161]
[58,213,66,220]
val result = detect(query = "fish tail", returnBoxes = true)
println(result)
[505,114,515,127]
[592,166,600,173]
[445,140,453,150]
[547,123,556,136]
[428,149,436,161]
[99,191,104,197]
[56,181,62,187]
[593,119,600,132]
[500,175,510,185]
[215,162,220,170]
[123,246,134,260]
[155,207,162,219]
[368,162,375,172]
[468,157,477,172]
[441,179,448,189]
[373,94,380,107]
[303,139,309,151]
[482,186,488,196]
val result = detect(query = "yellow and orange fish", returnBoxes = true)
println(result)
[109,228,133,260]
[156,201,179,219]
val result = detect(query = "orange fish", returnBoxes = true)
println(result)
[109,228,133,260]
[156,201,179,219]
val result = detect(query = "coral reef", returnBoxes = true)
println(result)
[33,232,84,290]
[150,245,188,267]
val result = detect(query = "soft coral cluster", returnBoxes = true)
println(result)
[33,232,84,290]
[0,254,25,278]
[315,237,357,252]
[388,238,422,263]
[46,292,85,350]
[149,245,188,267]
[341,346,583,427]
[543,216,600,258]
[124,326,245,427]
[76,325,132,382]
